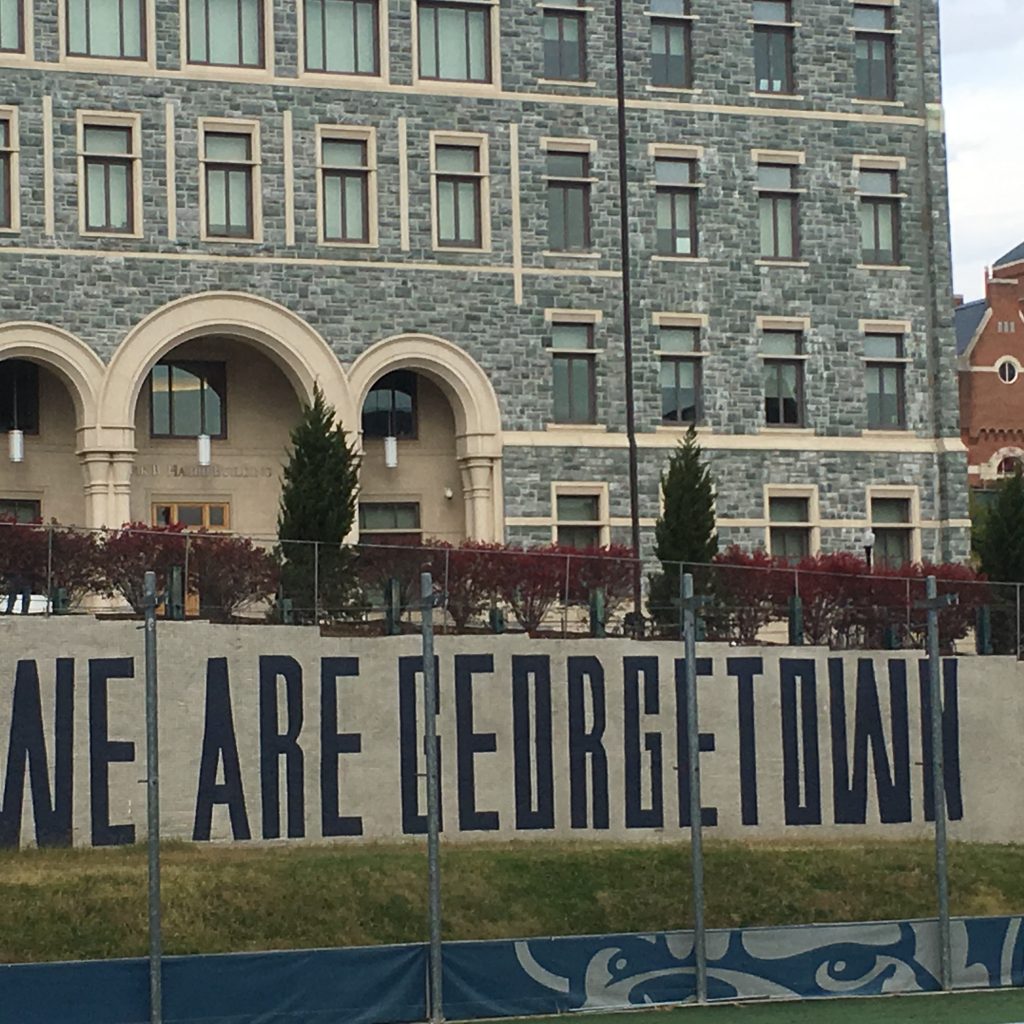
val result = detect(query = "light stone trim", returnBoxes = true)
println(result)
[283,110,295,246]
[75,110,144,239]
[164,103,176,240]
[315,123,379,248]
[509,122,523,305]
[196,117,263,244]
[543,307,603,324]
[867,484,922,563]
[0,105,20,233]
[56,0,157,71]
[763,483,821,557]
[648,141,704,160]
[860,318,912,334]
[550,480,611,546]
[42,95,54,236]
[756,315,811,331]
[409,0,503,93]
[853,153,908,171]
[750,148,805,165]
[653,311,708,328]
[295,0,391,86]
[178,0,275,77]
[398,116,410,251]
[428,130,491,253]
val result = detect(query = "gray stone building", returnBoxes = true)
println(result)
[0,0,968,565]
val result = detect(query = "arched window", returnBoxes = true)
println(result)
[362,370,417,438]
[998,456,1023,478]
[0,359,39,433]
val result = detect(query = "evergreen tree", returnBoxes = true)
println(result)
[648,425,717,623]
[277,386,360,618]
[973,470,1024,653]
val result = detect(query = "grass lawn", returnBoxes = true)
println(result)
[1,839,1023,963]
[568,991,1024,1023]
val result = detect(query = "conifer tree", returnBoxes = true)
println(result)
[648,425,717,622]
[277,386,360,617]
[973,470,1024,653]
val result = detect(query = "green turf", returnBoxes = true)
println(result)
[2,839,1024,962]
[569,990,1024,1023]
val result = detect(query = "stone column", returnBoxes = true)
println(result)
[79,451,111,530]
[459,456,496,541]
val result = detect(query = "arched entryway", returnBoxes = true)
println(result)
[349,334,503,542]
[0,323,105,527]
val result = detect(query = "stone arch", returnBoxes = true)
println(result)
[0,321,104,431]
[99,291,355,433]
[348,333,504,540]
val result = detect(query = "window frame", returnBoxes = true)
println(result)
[152,501,231,530]
[415,0,495,86]
[64,0,148,61]
[765,485,819,561]
[853,3,895,101]
[542,3,586,83]
[0,0,26,55]
[77,112,143,237]
[430,131,489,252]
[761,327,806,428]
[301,0,381,78]
[183,0,269,71]
[358,501,423,538]
[657,323,703,427]
[0,358,40,435]
[148,360,229,440]
[867,486,920,567]
[199,118,261,243]
[752,0,795,95]
[548,319,598,426]
[316,125,378,247]
[863,330,907,430]
[653,153,700,258]
[858,166,902,266]
[0,106,19,232]
[648,0,693,90]
[0,497,42,523]
[756,161,801,261]
[545,146,593,253]
[361,369,419,440]
[551,482,610,548]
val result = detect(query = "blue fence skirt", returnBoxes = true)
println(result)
[2,917,1022,1024]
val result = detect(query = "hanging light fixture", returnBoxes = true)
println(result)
[7,367,23,463]
[384,434,398,469]
[197,433,212,467]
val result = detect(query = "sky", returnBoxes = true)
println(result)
[941,0,1024,300]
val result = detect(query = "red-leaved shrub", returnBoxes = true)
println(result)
[191,533,280,620]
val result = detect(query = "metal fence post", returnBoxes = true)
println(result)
[563,554,571,639]
[142,571,163,1024]
[925,574,952,991]
[1017,583,1021,659]
[314,541,321,623]
[45,522,53,618]
[421,572,443,1024]
[682,573,707,1004]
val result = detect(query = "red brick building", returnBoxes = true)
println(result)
[956,242,1024,498]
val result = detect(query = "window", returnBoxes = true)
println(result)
[81,123,136,234]
[853,5,894,100]
[870,496,913,568]
[202,128,257,239]
[546,150,590,252]
[859,169,900,265]
[0,360,39,433]
[757,163,799,260]
[768,495,811,561]
[753,0,793,94]
[543,2,585,81]
[0,0,23,52]
[762,330,803,427]
[320,134,372,243]
[997,359,1019,385]
[187,0,264,67]
[362,370,417,439]
[0,114,14,229]
[659,326,701,425]
[864,333,905,429]
[359,502,421,538]
[304,0,378,74]
[655,157,698,256]
[998,456,1023,478]
[150,361,227,438]
[555,494,603,549]
[153,502,230,529]
[433,141,484,248]
[67,0,146,59]
[417,1,490,82]
[550,322,596,424]
[0,499,41,523]
[650,0,691,88]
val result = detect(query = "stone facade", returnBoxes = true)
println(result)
[0,0,968,561]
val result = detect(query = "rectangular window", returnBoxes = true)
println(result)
[433,141,483,248]
[753,0,793,94]
[304,0,378,74]
[555,493,603,549]
[864,332,906,429]
[0,0,23,52]
[67,0,145,59]
[359,502,422,538]
[0,115,13,229]
[550,322,595,424]
[763,330,803,427]
[187,0,264,67]
[321,135,371,243]
[0,360,39,433]
[757,162,798,260]
[854,4,894,100]
[769,494,811,562]
[417,1,491,83]
[81,123,136,233]
[149,361,227,438]
[546,150,590,252]
[203,128,256,239]
[871,495,913,567]
[859,169,901,265]
[651,15,691,89]
[153,502,230,529]
[0,498,41,523]
[655,157,698,256]
[543,3,585,81]
[659,326,700,425]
